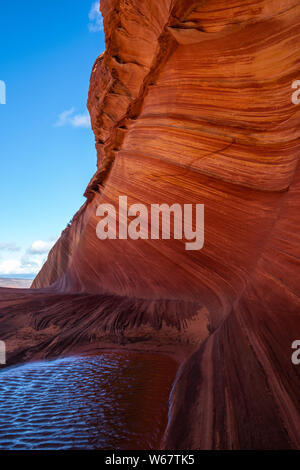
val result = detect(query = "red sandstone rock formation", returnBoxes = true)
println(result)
[1,0,300,449]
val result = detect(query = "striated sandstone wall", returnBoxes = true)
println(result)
[13,0,300,448]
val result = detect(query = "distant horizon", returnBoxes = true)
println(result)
[0,274,35,280]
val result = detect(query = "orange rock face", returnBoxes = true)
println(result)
[1,0,300,449]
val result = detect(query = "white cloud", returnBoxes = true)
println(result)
[0,258,41,275]
[0,239,56,276]
[0,242,20,252]
[0,259,31,275]
[70,113,91,128]
[54,108,91,128]
[54,108,75,127]
[88,1,103,32]
[27,240,55,255]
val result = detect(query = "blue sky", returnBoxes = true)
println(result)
[0,1,105,277]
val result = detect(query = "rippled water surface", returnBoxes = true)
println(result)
[0,353,177,450]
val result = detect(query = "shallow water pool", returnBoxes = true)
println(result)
[0,352,177,450]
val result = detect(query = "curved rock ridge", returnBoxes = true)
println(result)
[1,0,300,449]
